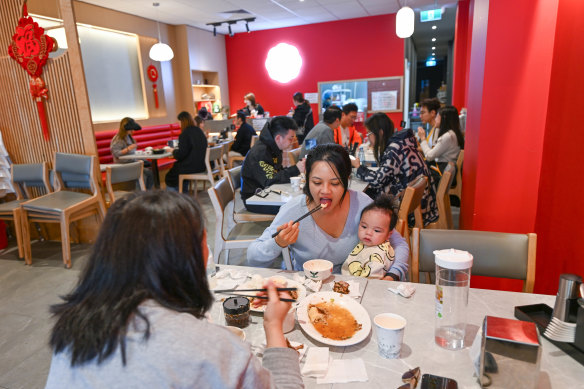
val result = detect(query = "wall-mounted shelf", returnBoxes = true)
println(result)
[192,71,222,119]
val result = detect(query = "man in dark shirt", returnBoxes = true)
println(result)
[241,116,306,214]
[229,111,256,159]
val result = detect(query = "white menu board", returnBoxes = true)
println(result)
[371,90,397,111]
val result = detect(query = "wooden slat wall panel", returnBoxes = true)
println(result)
[0,0,93,165]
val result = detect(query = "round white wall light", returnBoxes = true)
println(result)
[396,6,415,38]
[265,43,302,83]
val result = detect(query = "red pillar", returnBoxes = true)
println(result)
[452,0,470,109]
[461,0,560,291]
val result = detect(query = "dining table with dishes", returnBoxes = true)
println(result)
[118,149,173,188]
[209,264,583,388]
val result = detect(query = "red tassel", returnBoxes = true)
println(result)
[36,99,49,140]
[153,84,159,109]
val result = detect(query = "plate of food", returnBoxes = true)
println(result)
[235,274,306,313]
[296,291,371,346]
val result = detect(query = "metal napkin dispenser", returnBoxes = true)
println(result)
[478,316,541,388]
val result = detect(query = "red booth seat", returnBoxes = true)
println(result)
[95,123,181,168]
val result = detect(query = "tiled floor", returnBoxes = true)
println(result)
[0,189,460,389]
[0,191,270,389]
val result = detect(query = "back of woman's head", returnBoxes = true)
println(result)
[50,191,212,366]
[303,144,351,203]
[438,106,464,148]
[178,111,195,130]
[293,92,305,103]
[194,115,204,128]
[365,113,395,161]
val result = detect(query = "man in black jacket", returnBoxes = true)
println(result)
[241,116,306,214]
[229,111,256,159]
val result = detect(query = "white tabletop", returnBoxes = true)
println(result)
[245,178,369,206]
[118,151,173,161]
[210,265,582,388]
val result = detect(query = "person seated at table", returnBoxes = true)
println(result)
[247,144,409,275]
[240,92,264,117]
[417,97,441,148]
[241,116,306,215]
[418,105,464,187]
[352,113,439,226]
[341,194,406,281]
[333,103,362,151]
[288,92,314,144]
[229,110,256,161]
[44,191,302,388]
[299,105,341,158]
[164,112,207,192]
[110,117,153,188]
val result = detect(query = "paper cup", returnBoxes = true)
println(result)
[290,176,301,192]
[374,313,406,359]
[283,308,296,333]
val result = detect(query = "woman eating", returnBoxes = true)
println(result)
[247,144,409,277]
[352,113,438,226]
[44,191,302,388]
[109,117,153,188]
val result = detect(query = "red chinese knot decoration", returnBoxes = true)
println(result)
[7,1,56,140]
[147,64,159,109]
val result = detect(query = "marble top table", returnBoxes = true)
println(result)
[118,151,173,188]
[209,265,582,388]
[245,178,369,207]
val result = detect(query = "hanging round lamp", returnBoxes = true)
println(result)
[396,6,415,38]
[149,3,174,62]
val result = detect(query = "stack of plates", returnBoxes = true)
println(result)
[543,317,576,342]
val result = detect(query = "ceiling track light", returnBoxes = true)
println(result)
[206,17,256,37]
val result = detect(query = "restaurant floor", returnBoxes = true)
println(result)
[0,191,459,389]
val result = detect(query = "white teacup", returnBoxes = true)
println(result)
[303,259,333,281]
[290,176,301,192]
[374,313,406,359]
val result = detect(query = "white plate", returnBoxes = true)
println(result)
[296,291,371,346]
[235,275,306,313]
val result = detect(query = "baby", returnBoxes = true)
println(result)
[341,194,398,280]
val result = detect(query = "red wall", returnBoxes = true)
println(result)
[225,14,404,128]
[534,0,584,294]
[451,0,470,109]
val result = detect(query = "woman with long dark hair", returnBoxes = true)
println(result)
[165,111,207,191]
[352,113,438,226]
[290,92,314,144]
[110,117,153,188]
[45,191,302,388]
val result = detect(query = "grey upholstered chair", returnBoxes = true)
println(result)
[0,163,51,260]
[21,153,106,268]
[411,228,536,293]
[105,161,145,203]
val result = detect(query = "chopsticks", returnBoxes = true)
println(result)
[214,288,298,303]
[271,203,328,238]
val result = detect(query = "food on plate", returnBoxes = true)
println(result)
[307,300,362,340]
[237,275,299,309]
[332,281,350,294]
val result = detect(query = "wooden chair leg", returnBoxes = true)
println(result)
[60,215,72,269]
[21,210,32,266]
[12,210,24,259]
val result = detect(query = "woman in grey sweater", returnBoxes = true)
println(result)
[45,191,302,389]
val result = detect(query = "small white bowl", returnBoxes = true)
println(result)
[303,259,333,281]
[225,326,246,341]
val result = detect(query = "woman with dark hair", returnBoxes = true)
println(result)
[44,191,302,388]
[240,92,265,117]
[164,111,207,191]
[289,92,314,144]
[110,117,153,188]
[352,113,439,226]
[418,106,464,183]
[247,144,409,275]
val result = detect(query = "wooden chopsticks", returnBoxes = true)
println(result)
[271,203,327,238]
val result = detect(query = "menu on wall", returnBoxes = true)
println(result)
[371,91,398,111]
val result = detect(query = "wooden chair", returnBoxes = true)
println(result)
[0,163,51,260]
[225,166,275,224]
[228,135,258,168]
[287,147,302,165]
[207,177,255,265]
[411,228,536,293]
[105,161,145,204]
[179,145,224,197]
[428,162,455,230]
[21,153,106,268]
[449,150,464,201]
[397,175,427,242]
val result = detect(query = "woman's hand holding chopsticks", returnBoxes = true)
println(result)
[274,220,299,248]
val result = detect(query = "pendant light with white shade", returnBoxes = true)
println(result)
[396,3,415,38]
[149,2,174,62]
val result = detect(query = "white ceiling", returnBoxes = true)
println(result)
[78,0,457,36]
